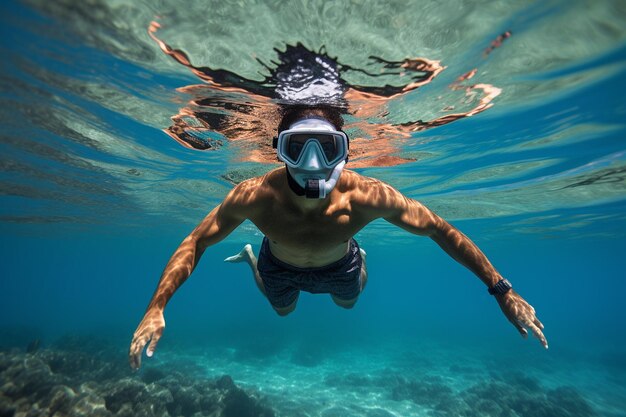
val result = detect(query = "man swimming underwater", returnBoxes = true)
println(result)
[129,106,548,369]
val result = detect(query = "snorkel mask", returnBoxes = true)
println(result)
[274,117,349,199]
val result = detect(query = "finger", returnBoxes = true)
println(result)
[131,335,148,357]
[526,321,548,349]
[534,316,544,330]
[146,328,163,357]
[512,320,528,338]
[129,335,148,369]
[130,351,141,370]
[129,345,142,370]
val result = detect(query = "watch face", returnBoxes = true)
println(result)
[489,279,512,295]
[498,279,512,293]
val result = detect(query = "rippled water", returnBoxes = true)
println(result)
[2,1,626,416]
[2,0,625,238]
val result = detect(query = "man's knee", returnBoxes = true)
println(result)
[331,295,357,309]
[273,301,297,316]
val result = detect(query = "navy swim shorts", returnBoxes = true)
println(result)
[256,237,363,309]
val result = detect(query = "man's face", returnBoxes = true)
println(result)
[277,117,348,198]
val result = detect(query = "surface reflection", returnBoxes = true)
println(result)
[149,22,506,168]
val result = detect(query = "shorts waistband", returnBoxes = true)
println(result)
[261,237,359,273]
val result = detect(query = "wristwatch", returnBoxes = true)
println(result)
[488,279,512,295]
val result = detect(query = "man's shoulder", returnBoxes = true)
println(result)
[226,168,282,204]
[340,170,406,210]
[340,169,396,192]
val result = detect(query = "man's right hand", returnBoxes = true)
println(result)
[495,290,548,349]
[129,308,165,370]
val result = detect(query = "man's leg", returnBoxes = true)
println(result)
[331,248,368,309]
[224,244,297,316]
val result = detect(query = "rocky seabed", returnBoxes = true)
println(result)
[0,349,275,417]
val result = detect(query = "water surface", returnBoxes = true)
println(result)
[1,1,626,416]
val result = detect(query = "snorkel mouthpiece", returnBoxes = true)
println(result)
[305,179,321,199]
[303,160,345,199]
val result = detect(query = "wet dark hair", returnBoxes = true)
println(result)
[277,106,344,133]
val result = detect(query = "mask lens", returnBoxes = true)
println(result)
[318,135,338,162]
[286,134,338,163]
[287,136,306,161]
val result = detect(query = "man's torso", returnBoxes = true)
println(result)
[241,169,377,267]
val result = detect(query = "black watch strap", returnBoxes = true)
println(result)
[488,279,512,295]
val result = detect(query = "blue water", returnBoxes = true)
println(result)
[1,0,626,416]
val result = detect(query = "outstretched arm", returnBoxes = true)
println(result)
[129,187,247,369]
[380,187,547,348]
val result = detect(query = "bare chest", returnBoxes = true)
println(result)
[250,203,366,252]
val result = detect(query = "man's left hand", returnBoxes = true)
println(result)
[495,290,548,349]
